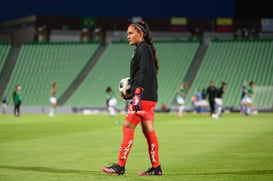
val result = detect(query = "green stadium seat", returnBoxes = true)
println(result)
[185,39,273,109]
[0,42,11,73]
[65,40,200,108]
[3,42,100,106]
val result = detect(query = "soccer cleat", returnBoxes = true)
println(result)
[138,165,162,176]
[101,163,125,175]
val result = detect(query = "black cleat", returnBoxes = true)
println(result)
[101,163,125,175]
[138,165,162,176]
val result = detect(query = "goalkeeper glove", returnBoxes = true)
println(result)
[132,87,144,112]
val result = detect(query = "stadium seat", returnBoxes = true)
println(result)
[185,39,273,109]
[3,42,100,106]
[65,40,200,108]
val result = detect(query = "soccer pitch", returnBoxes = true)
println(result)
[0,113,273,181]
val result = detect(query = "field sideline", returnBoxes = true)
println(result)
[0,113,273,181]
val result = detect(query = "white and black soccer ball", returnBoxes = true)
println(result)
[119,77,132,98]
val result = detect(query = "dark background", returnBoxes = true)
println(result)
[1,0,266,22]
[0,0,233,22]
[0,0,272,45]
[0,0,272,22]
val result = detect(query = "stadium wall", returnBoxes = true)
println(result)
[0,15,264,46]
[2,105,273,115]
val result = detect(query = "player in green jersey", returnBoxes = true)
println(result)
[176,82,188,118]
[13,84,22,117]
[242,81,255,116]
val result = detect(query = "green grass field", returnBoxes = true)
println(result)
[0,113,273,181]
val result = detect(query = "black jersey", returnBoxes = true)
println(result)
[216,86,225,98]
[206,85,217,101]
[130,41,158,102]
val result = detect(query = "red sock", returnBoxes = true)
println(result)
[144,130,160,168]
[118,126,134,167]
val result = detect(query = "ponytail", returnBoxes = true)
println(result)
[133,21,159,74]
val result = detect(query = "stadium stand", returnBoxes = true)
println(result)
[0,42,11,97]
[2,38,272,112]
[185,39,273,109]
[65,40,200,108]
[65,41,134,107]
[2,42,100,106]
[156,40,200,107]
[0,42,11,73]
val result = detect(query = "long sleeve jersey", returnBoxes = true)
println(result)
[130,41,158,102]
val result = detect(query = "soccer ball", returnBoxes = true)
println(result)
[212,113,219,119]
[119,77,132,99]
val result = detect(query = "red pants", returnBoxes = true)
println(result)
[126,100,156,125]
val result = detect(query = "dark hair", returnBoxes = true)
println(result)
[105,86,112,93]
[52,82,57,88]
[132,21,159,74]
[249,81,254,86]
[182,81,188,89]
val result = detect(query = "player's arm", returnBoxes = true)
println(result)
[246,89,251,97]
[50,89,54,96]
[177,89,182,95]
[115,92,121,100]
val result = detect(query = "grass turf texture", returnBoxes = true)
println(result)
[0,113,273,181]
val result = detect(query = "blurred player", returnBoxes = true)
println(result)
[2,96,7,114]
[176,82,187,117]
[242,81,255,116]
[240,86,247,114]
[49,82,58,116]
[200,88,209,113]
[206,81,217,116]
[101,21,162,176]
[13,84,22,117]
[212,82,227,119]
[193,88,201,113]
[105,86,119,116]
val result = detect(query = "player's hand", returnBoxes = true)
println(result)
[132,87,144,112]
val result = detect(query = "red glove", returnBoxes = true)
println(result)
[132,88,144,112]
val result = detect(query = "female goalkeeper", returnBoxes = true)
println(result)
[101,21,162,176]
